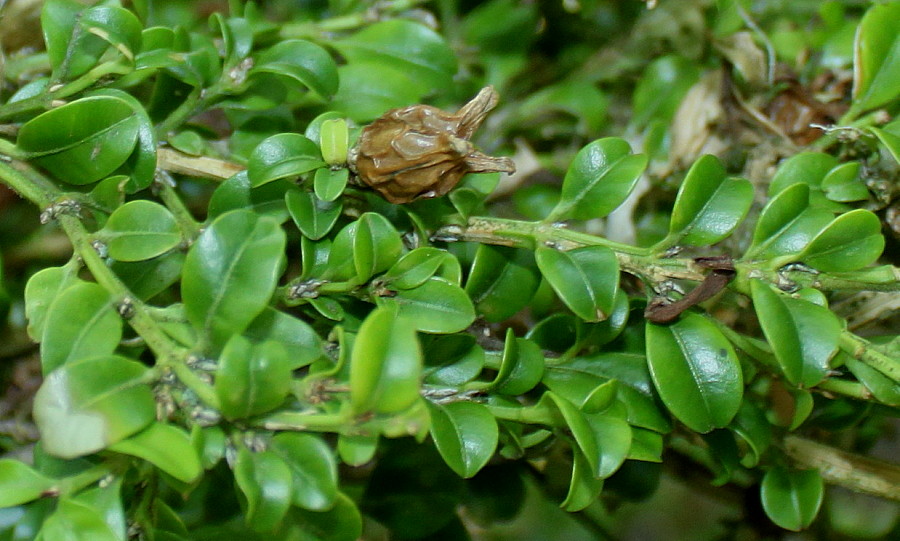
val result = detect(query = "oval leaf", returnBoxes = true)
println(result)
[797,209,885,272]
[109,422,202,483]
[378,277,475,334]
[427,401,498,478]
[286,188,342,240]
[536,245,619,322]
[248,133,324,187]
[215,336,292,419]
[270,433,339,511]
[491,328,544,395]
[251,39,339,98]
[234,448,293,533]
[0,459,55,507]
[101,200,181,261]
[646,313,743,433]
[464,245,540,322]
[850,2,900,115]
[761,467,824,531]
[745,183,832,262]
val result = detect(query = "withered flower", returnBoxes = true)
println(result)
[352,86,515,204]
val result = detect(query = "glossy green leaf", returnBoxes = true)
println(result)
[584,407,632,478]
[24,264,79,341]
[491,328,544,395]
[382,247,458,290]
[745,183,832,262]
[88,88,158,192]
[314,167,350,202]
[662,155,753,248]
[319,118,349,165]
[244,307,324,369]
[871,127,900,165]
[79,6,143,62]
[182,210,286,349]
[286,188,342,240]
[427,401,498,478]
[100,200,180,261]
[844,356,900,406]
[33,355,156,459]
[518,79,608,135]
[270,433,339,511]
[350,305,422,414]
[0,460,55,507]
[465,245,540,322]
[536,392,600,477]
[850,2,900,115]
[632,55,700,129]
[821,162,869,202]
[423,334,484,386]
[751,281,840,387]
[797,210,885,272]
[561,452,603,512]
[646,313,743,433]
[353,212,405,283]
[111,251,185,301]
[536,245,619,322]
[628,428,664,462]
[234,448,293,532]
[548,138,647,222]
[333,20,456,90]
[378,277,475,334]
[729,401,772,468]
[288,492,362,541]
[208,172,291,223]
[761,467,824,531]
[215,335,292,419]
[247,133,324,187]
[330,62,425,122]
[42,0,97,78]
[337,435,378,467]
[109,422,202,483]
[17,96,140,185]
[40,281,122,375]
[251,39,339,98]
[768,152,839,199]
[191,425,226,470]
[37,497,120,541]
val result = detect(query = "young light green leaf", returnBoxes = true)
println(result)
[377,277,475,334]
[821,162,869,202]
[234,448,293,532]
[548,138,647,222]
[661,155,752,248]
[100,200,180,261]
[109,422,202,483]
[33,355,156,459]
[37,498,121,541]
[40,281,122,375]
[768,152,838,197]
[646,313,743,433]
[270,433,339,511]
[750,281,840,387]
[850,2,900,116]
[337,435,378,467]
[350,305,422,414]
[427,401,498,478]
[797,210,885,272]
[215,335,292,419]
[0,459,55,507]
[182,210,286,349]
[535,245,619,322]
[319,118,349,165]
[761,467,824,531]
[465,245,540,322]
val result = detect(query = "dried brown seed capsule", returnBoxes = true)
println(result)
[352,86,516,204]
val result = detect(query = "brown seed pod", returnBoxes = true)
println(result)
[352,86,516,204]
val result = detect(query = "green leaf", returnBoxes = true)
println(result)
[548,138,647,222]
[767,152,842,207]
[287,492,363,541]
[40,281,122,375]
[247,133,324,187]
[314,167,350,202]
[377,277,476,334]
[662,155,753,248]
[215,335,292,419]
[208,172,291,223]
[24,263,79,341]
[761,467,824,531]
[111,251,185,301]
[182,210,286,349]
[423,334,484,386]
[234,448,293,533]
[850,2,900,115]
[37,498,120,541]
[87,88,158,193]
[286,188,342,240]
[244,307,324,369]
[33,355,156,459]
[491,328,544,395]
[109,422,202,483]
[561,452,604,512]
[333,20,456,90]
[270,433,339,511]
[353,212,405,283]
[821,162,869,202]
[729,400,772,468]
[0,459,55,507]
[646,313,743,433]
[631,55,700,129]
[535,245,619,322]
[191,425,226,470]
[750,281,840,387]
[100,200,180,261]
[745,183,833,262]
[251,39,339,99]
[337,435,378,467]
[350,305,422,414]
[797,210,885,272]
[535,392,600,476]
[330,62,425,122]
[844,355,900,406]
[17,96,141,185]
[382,247,458,290]
[427,401,498,478]
[78,6,143,63]
[319,118,349,166]
[464,245,540,322]
[871,126,900,165]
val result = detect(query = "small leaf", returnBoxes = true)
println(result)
[871,127,900,164]
[314,167,350,202]
[244,307,324,369]
[0,459,55,507]
[17,96,140,185]
[33,355,156,459]
[270,433,339,511]
[330,62,425,122]
[768,153,839,197]
[761,467,824,531]
[319,118,349,165]
[337,435,378,467]
[646,313,743,433]
[350,306,422,414]
[797,210,885,272]
[490,328,544,395]
[247,133,324,187]
[382,247,458,290]
[353,212,405,283]
[288,493,363,541]
[252,39,339,98]
[182,210,286,349]
[631,55,700,129]
[464,245,540,322]
[40,281,123,375]
[850,2,900,115]
[423,334,484,386]
[38,498,120,541]
[751,281,841,387]
[535,245,619,322]
[215,336,292,419]
[662,155,753,248]
[286,188,342,240]
[109,422,202,483]
[745,183,832,262]
[234,448,293,532]
[24,264,79,340]
[844,355,900,406]
[208,172,291,223]
[427,401,498,478]
[548,138,647,222]
[378,277,476,334]
[561,452,603,512]
[821,162,869,202]
[100,200,180,261]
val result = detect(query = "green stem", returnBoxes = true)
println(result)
[840,332,900,384]
[485,404,556,426]
[157,181,201,239]
[817,379,874,401]
[257,411,353,433]
[155,86,203,139]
